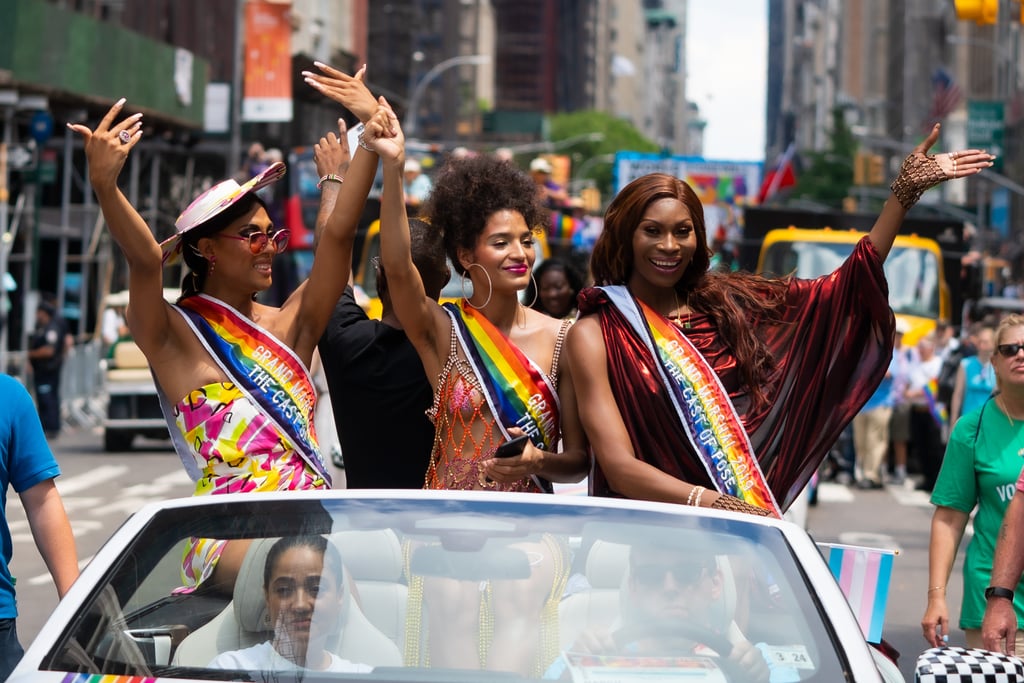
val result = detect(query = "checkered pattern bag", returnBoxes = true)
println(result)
[915,646,1024,682]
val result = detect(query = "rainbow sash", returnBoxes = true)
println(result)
[444,300,561,491]
[602,286,780,516]
[160,294,329,485]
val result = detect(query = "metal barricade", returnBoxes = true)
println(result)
[60,339,106,428]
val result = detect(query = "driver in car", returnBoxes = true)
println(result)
[549,544,771,681]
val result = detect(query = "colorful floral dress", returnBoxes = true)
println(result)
[173,382,328,588]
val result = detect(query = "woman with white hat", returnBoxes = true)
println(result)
[67,92,381,591]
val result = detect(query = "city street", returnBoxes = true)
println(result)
[12,427,958,682]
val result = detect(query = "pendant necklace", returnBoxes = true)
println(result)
[667,290,691,329]
[998,395,1024,458]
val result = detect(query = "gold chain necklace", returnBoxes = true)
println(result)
[998,395,1024,457]
[666,290,692,329]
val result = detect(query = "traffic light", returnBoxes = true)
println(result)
[868,154,885,186]
[854,151,868,186]
[953,0,997,24]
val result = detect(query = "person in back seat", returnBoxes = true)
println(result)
[207,535,372,676]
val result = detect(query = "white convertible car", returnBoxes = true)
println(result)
[12,490,904,682]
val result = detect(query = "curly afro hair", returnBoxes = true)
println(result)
[421,155,547,277]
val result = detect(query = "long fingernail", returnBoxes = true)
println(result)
[115,97,126,107]
[314,61,326,68]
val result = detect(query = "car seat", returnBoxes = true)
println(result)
[171,534,402,669]
[558,540,630,648]
[329,529,408,649]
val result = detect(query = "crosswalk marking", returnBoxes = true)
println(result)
[816,482,855,503]
[55,465,131,495]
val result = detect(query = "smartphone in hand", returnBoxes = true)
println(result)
[493,434,530,458]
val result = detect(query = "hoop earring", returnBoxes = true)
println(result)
[461,262,492,309]
[524,270,539,309]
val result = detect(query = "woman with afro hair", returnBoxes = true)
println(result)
[357,96,587,678]
[364,105,588,493]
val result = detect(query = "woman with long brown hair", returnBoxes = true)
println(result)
[566,125,993,516]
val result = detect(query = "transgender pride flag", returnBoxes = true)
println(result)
[819,542,897,643]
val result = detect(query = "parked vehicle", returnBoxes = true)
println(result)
[13,489,903,681]
[100,289,178,451]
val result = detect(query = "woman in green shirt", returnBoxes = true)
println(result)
[923,313,1024,649]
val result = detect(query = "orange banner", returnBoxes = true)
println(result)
[243,0,293,122]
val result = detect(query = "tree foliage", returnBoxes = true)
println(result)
[545,111,660,201]
[788,108,856,208]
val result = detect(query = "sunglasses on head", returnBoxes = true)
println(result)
[997,343,1024,358]
[632,561,709,588]
[221,228,290,255]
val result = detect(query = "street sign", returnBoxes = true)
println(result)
[6,144,33,170]
[967,100,1004,171]
[29,111,54,145]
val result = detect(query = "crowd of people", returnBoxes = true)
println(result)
[4,61,1010,677]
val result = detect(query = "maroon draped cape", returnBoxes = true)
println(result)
[578,236,895,510]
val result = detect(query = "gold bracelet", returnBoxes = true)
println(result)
[927,586,945,593]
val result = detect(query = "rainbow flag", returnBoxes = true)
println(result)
[820,542,896,643]
[550,211,578,243]
[62,675,157,683]
[923,378,948,430]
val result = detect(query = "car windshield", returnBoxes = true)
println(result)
[762,241,941,318]
[39,495,849,682]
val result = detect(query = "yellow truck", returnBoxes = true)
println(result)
[741,206,968,344]
[757,227,950,344]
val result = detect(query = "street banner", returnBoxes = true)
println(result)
[242,0,293,122]
[819,542,897,643]
[613,153,762,207]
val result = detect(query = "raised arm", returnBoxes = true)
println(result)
[67,100,173,354]
[869,123,993,260]
[367,99,450,380]
[311,119,351,253]
[287,68,381,356]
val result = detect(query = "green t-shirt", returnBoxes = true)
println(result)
[931,398,1024,629]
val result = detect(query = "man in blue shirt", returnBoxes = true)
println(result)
[0,374,78,679]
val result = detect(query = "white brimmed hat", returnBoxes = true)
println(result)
[159,161,286,267]
[530,157,553,174]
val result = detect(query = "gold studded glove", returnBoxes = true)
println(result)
[889,152,946,210]
[710,494,773,517]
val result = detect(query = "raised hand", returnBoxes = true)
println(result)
[303,63,377,124]
[360,97,404,167]
[890,123,995,210]
[314,119,351,181]
[66,98,143,192]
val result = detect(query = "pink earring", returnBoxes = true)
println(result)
[208,254,216,276]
